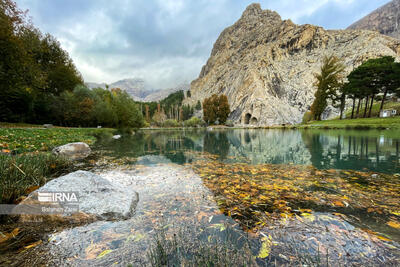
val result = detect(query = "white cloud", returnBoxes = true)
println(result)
[15,0,389,89]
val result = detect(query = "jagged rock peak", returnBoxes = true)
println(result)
[240,3,281,23]
[188,6,400,126]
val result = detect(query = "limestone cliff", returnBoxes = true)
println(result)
[348,0,400,39]
[187,3,400,126]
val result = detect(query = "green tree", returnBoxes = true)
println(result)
[112,90,144,129]
[0,0,83,124]
[346,56,400,118]
[310,55,345,121]
[202,94,230,124]
[195,100,201,110]
[182,104,194,121]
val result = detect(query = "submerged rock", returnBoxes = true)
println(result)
[52,142,91,160]
[18,171,138,222]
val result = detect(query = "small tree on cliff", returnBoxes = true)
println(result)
[203,94,230,125]
[310,55,345,121]
[195,100,202,111]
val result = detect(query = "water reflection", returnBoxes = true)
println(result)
[95,129,400,174]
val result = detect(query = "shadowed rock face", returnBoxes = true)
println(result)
[187,3,400,126]
[348,0,400,40]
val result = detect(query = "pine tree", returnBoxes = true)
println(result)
[310,55,345,121]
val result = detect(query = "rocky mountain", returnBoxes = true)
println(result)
[86,78,188,102]
[187,3,400,126]
[348,0,400,39]
[143,83,190,102]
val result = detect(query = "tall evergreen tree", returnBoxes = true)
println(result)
[310,55,345,121]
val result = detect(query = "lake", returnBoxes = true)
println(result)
[5,129,400,266]
[97,128,400,174]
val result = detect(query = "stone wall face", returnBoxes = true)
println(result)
[187,4,400,126]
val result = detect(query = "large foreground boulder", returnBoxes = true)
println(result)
[17,171,138,222]
[52,142,91,160]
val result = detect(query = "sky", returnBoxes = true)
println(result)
[16,0,391,89]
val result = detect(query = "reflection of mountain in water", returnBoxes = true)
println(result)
[225,130,311,165]
[96,129,400,174]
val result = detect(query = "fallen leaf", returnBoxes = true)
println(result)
[257,236,272,259]
[24,240,42,249]
[387,221,400,229]
[97,249,112,259]
[0,228,20,243]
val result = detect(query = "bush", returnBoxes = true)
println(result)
[225,120,234,127]
[152,111,168,127]
[162,119,180,128]
[143,121,150,128]
[302,111,313,124]
[183,117,205,127]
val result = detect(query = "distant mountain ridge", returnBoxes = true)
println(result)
[348,0,400,39]
[86,78,189,102]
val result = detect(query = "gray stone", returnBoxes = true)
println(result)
[32,171,138,220]
[348,0,400,40]
[185,3,400,126]
[43,124,53,128]
[52,142,91,160]
[113,135,122,139]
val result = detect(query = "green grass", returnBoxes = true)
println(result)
[0,127,113,154]
[147,226,255,267]
[300,116,400,129]
[0,124,114,204]
[0,153,72,204]
[344,101,400,119]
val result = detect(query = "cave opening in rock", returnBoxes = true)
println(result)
[244,113,251,124]
[250,117,258,125]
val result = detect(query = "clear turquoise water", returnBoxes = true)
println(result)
[96,128,400,174]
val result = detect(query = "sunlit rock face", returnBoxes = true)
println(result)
[18,171,139,222]
[348,0,400,40]
[187,3,400,126]
[52,142,91,160]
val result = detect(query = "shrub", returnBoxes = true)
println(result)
[302,111,313,124]
[162,119,180,128]
[225,120,234,127]
[183,117,205,127]
[195,100,202,111]
[152,110,168,127]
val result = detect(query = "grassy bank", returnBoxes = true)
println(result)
[0,124,115,204]
[0,125,113,154]
[0,154,72,204]
[343,101,400,119]
[299,116,400,129]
